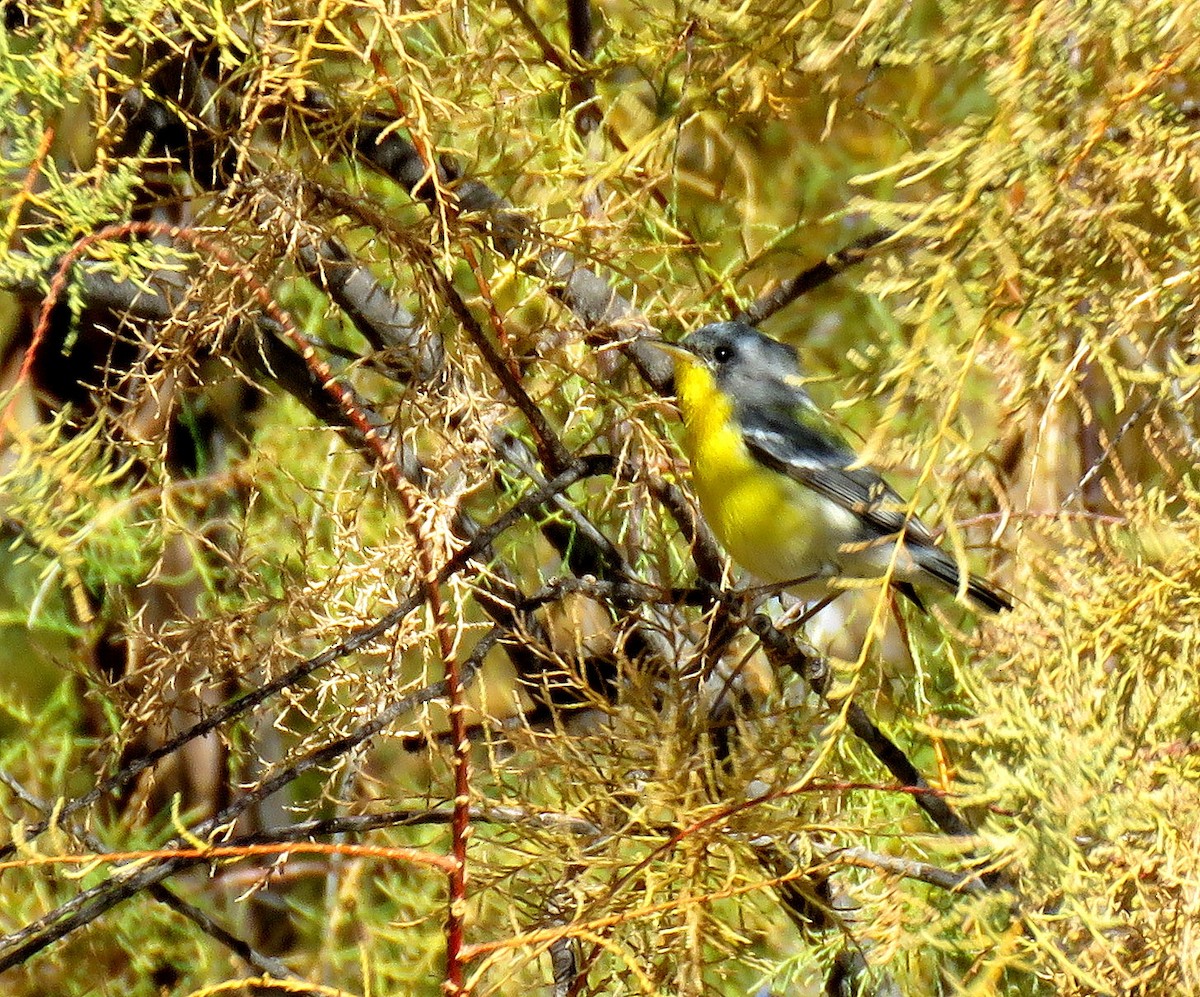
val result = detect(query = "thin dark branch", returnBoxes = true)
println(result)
[347,126,674,387]
[257,181,443,379]
[0,634,498,972]
[643,471,725,585]
[736,229,895,327]
[500,0,568,70]
[0,769,298,982]
[844,703,975,838]
[814,841,989,895]
[428,262,576,471]
[566,0,594,60]
[495,431,625,577]
[0,456,613,863]
[748,614,981,841]
[563,0,600,134]
[826,948,903,997]
[496,0,599,134]
[225,805,605,843]
[149,889,301,984]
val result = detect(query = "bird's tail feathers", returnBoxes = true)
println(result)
[915,546,1012,613]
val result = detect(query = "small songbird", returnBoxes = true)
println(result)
[655,321,1011,612]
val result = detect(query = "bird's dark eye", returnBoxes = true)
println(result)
[713,344,734,363]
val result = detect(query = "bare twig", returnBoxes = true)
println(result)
[0,634,494,972]
[0,769,299,982]
[0,457,612,863]
[735,228,895,328]
[749,613,976,838]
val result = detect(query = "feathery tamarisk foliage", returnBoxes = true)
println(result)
[1,2,1199,995]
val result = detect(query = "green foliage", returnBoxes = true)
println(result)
[0,413,159,631]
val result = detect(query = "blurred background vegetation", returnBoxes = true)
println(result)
[1,0,1199,994]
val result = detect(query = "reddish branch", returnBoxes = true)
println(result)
[6,218,472,991]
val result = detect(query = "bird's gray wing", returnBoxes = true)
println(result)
[738,407,936,544]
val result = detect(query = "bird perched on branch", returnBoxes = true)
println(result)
[654,321,1010,613]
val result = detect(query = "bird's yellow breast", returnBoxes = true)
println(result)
[673,361,852,586]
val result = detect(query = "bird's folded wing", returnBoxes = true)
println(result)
[739,409,936,545]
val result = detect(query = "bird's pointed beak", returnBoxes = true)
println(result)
[643,338,697,362]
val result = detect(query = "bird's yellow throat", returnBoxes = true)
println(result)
[670,354,856,587]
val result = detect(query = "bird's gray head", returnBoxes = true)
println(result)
[678,321,812,411]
